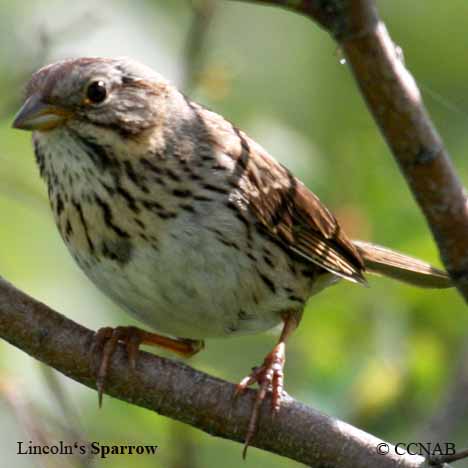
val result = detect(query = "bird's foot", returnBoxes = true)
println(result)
[235,342,286,458]
[91,325,204,406]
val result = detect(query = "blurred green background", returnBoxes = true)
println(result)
[0,0,467,466]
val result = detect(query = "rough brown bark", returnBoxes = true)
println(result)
[0,276,426,467]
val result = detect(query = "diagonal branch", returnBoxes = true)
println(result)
[230,0,468,301]
[0,275,426,467]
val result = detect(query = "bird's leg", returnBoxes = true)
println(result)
[236,311,300,457]
[92,325,204,406]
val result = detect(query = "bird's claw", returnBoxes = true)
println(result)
[90,326,204,407]
[91,326,144,407]
[236,342,286,458]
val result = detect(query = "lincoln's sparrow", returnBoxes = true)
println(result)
[12,57,451,453]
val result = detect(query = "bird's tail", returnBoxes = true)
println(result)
[353,240,452,289]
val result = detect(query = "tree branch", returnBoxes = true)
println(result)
[0,276,427,467]
[230,0,468,301]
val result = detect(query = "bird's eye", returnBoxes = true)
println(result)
[85,80,108,104]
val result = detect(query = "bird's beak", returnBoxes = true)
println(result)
[12,94,71,131]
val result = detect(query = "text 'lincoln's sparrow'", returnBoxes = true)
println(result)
[12,57,451,454]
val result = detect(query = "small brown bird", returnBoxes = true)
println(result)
[12,57,451,454]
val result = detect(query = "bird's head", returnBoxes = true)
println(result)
[13,57,171,139]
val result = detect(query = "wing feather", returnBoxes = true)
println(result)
[205,115,366,284]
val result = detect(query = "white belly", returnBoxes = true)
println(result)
[79,212,297,339]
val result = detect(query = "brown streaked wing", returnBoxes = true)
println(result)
[208,116,366,284]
